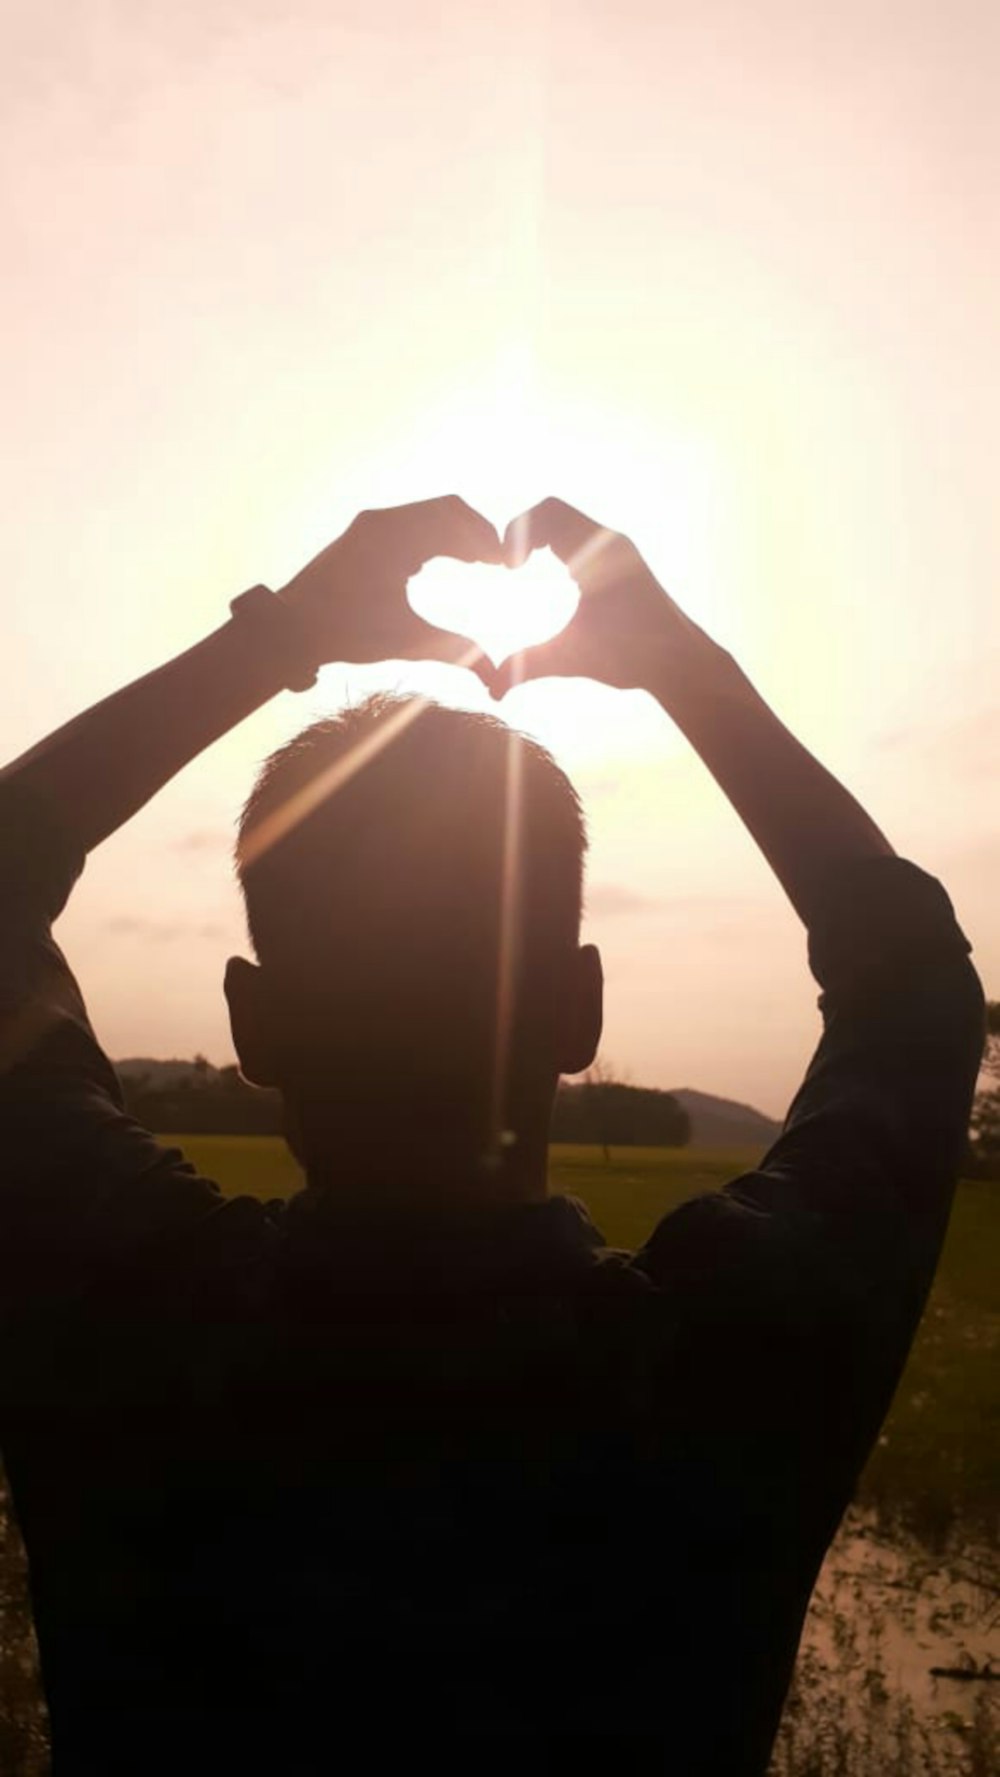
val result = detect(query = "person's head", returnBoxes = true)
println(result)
[225,695,602,1195]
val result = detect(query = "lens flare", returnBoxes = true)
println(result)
[487,723,525,1169]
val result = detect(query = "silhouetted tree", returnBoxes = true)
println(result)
[968,1000,1000,1178]
[118,1058,691,1152]
[982,1001,1000,1080]
[582,1058,616,1161]
[551,1070,690,1153]
[119,1063,282,1135]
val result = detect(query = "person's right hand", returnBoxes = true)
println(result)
[492,497,716,697]
[279,496,502,682]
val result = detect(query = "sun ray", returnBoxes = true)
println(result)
[567,525,620,587]
[487,722,525,1171]
[237,648,485,868]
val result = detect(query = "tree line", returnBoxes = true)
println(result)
[968,998,1000,1179]
[117,999,1000,1175]
[118,1062,692,1150]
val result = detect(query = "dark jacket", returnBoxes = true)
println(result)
[0,780,985,1773]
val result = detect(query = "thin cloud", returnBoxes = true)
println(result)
[585,883,660,917]
[103,916,226,943]
[171,830,230,854]
[583,888,770,940]
[874,704,1000,776]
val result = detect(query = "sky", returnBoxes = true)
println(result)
[1,0,997,1119]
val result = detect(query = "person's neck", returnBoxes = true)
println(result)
[299,1129,550,1211]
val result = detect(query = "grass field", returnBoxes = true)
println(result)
[178,1136,999,1544]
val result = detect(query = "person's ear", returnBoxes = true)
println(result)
[557,943,603,1076]
[223,957,281,1089]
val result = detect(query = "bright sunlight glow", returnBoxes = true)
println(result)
[406,548,580,669]
[282,365,729,778]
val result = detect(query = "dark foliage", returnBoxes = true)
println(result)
[120,1064,283,1134]
[551,1081,691,1148]
[118,1063,691,1149]
[967,1000,1000,1180]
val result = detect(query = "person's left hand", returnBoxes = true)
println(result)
[279,497,502,680]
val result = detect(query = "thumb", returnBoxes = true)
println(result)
[490,637,575,699]
[403,618,495,683]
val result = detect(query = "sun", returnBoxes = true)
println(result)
[294,356,728,775]
[406,548,580,670]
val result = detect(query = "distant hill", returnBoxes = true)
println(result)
[115,1059,780,1151]
[666,1088,781,1151]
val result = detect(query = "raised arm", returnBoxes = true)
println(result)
[0,500,501,1309]
[1,499,500,858]
[497,497,985,1443]
[496,496,893,929]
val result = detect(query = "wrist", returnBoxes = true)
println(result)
[640,629,746,711]
[228,585,322,693]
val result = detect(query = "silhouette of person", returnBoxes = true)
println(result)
[0,496,985,1774]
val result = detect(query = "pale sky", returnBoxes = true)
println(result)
[2,1,997,1118]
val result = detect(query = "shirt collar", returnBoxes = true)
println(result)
[281,1189,609,1293]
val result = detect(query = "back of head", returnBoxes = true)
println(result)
[234,695,587,1156]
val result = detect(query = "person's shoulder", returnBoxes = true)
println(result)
[626,1181,859,1333]
[178,1188,287,1291]
[806,855,979,1011]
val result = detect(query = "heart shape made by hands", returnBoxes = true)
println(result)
[407,548,580,670]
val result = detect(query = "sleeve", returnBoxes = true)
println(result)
[0,775,269,1320]
[632,856,986,1487]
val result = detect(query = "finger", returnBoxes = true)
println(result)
[470,655,499,694]
[502,497,610,570]
[383,496,503,570]
[491,638,577,699]
[436,496,504,566]
[402,616,495,682]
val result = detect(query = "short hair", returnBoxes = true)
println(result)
[235,695,587,999]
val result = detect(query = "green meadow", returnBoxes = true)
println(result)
[180,1136,999,1544]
